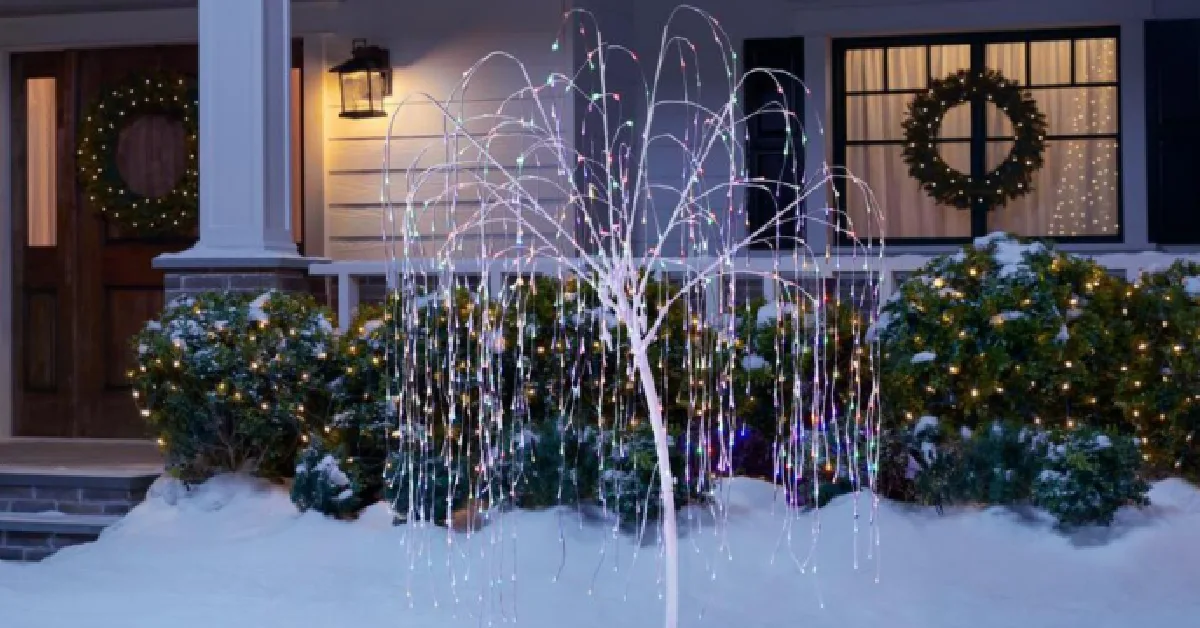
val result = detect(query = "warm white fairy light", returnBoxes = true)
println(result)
[1050,38,1118,237]
[375,6,886,628]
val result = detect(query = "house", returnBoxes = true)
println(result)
[1,0,1200,558]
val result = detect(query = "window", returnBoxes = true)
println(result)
[833,28,1120,242]
[27,77,56,248]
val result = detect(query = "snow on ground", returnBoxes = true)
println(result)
[2,476,1199,628]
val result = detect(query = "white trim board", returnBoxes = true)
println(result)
[0,51,11,440]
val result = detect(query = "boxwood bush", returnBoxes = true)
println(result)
[132,243,1199,530]
[877,233,1158,525]
[1120,261,1200,481]
[131,291,338,482]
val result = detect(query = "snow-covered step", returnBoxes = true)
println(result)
[0,512,121,562]
[0,469,158,562]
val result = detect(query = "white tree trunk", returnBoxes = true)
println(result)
[632,347,679,628]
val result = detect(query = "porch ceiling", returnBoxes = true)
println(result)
[0,0,330,18]
[0,0,193,17]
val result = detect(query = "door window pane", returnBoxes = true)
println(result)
[27,77,56,248]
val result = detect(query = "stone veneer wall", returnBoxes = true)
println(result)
[0,473,157,562]
[0,483,148,516]
[163,268,312,303]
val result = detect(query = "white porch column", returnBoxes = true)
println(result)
[155,0,302,271]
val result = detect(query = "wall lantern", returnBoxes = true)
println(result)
[330,39,392,119]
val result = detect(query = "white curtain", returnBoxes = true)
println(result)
[27,77,56,248]
[843,38,1119,239]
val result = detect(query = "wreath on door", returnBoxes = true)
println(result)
[901,68,1047,210]
[77,72,199,237]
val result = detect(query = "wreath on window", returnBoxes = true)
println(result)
[77,72,199,237]
[901,68,1047,210]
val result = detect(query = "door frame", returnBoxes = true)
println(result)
[0,7,330,440]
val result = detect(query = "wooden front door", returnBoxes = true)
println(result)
[11,46,198,438]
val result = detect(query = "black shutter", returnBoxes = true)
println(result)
[743,38,804,250]
[1146,19,1200,245]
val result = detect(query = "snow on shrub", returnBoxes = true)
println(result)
[880,232,1135,438]
[875,233,1172,522]
[291,444,360,517]
[131,291,338,481]
[1032,427,1149,527]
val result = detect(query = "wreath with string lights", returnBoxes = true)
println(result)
[901,68,1047,210]
[77,72,199,237]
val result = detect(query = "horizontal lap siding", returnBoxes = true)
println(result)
[323,21,575,261]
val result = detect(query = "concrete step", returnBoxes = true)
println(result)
[0,470,159,516]
[0,469,158,562]
[0,512,121,561]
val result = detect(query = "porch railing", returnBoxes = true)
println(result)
[309,252,1196,332]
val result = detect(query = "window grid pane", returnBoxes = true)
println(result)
[1029,40,1073,86]
[887,46,927,90]
[985,42,1027,85]
[1075,38,1118,84]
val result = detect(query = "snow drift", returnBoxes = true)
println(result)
[1,475,1198,628]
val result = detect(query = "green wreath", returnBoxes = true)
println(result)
[901,69,1047,210]
[78,72,199,237]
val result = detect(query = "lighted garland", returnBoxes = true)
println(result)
[902,69,1047,210]
[77,72,199,237]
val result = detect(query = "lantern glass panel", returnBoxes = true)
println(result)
[339,69,388,117]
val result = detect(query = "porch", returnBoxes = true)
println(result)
[2,0,1200,436]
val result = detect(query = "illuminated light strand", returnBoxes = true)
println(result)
[375,6,886,628]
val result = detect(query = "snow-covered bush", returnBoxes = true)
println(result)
[880,233,1135,439]
[1032,427,1149,527]
[905,418,1042,509]
[131,291,337,481]
[876,233,1170,520]
[1121,261,1200,481]
[298,296,404,514]
[291,443,360,517]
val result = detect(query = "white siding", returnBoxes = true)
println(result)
[322,0,576,261]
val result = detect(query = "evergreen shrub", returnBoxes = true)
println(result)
[877,233,1176,525]
[131,291,338,482]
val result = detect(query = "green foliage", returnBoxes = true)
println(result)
[311,297,402,511]
[732,294,878,493]
[906,419,1041,508]
[324,275,713,526]
[291,442,361,517]
[880,233,1134,438]
[1121,261,1200,481]
[599,422,701,525]
[874,233,1200,525]
[131,291,338,482]
[1032,428,1150,528]
[78,71,199,237]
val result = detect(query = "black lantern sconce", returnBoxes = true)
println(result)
[330,39,392,119]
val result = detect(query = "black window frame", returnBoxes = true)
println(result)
[831,26,1123,246]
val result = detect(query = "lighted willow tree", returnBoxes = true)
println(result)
[377,6,885,628]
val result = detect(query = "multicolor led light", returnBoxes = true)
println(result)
[376,6,886,627]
